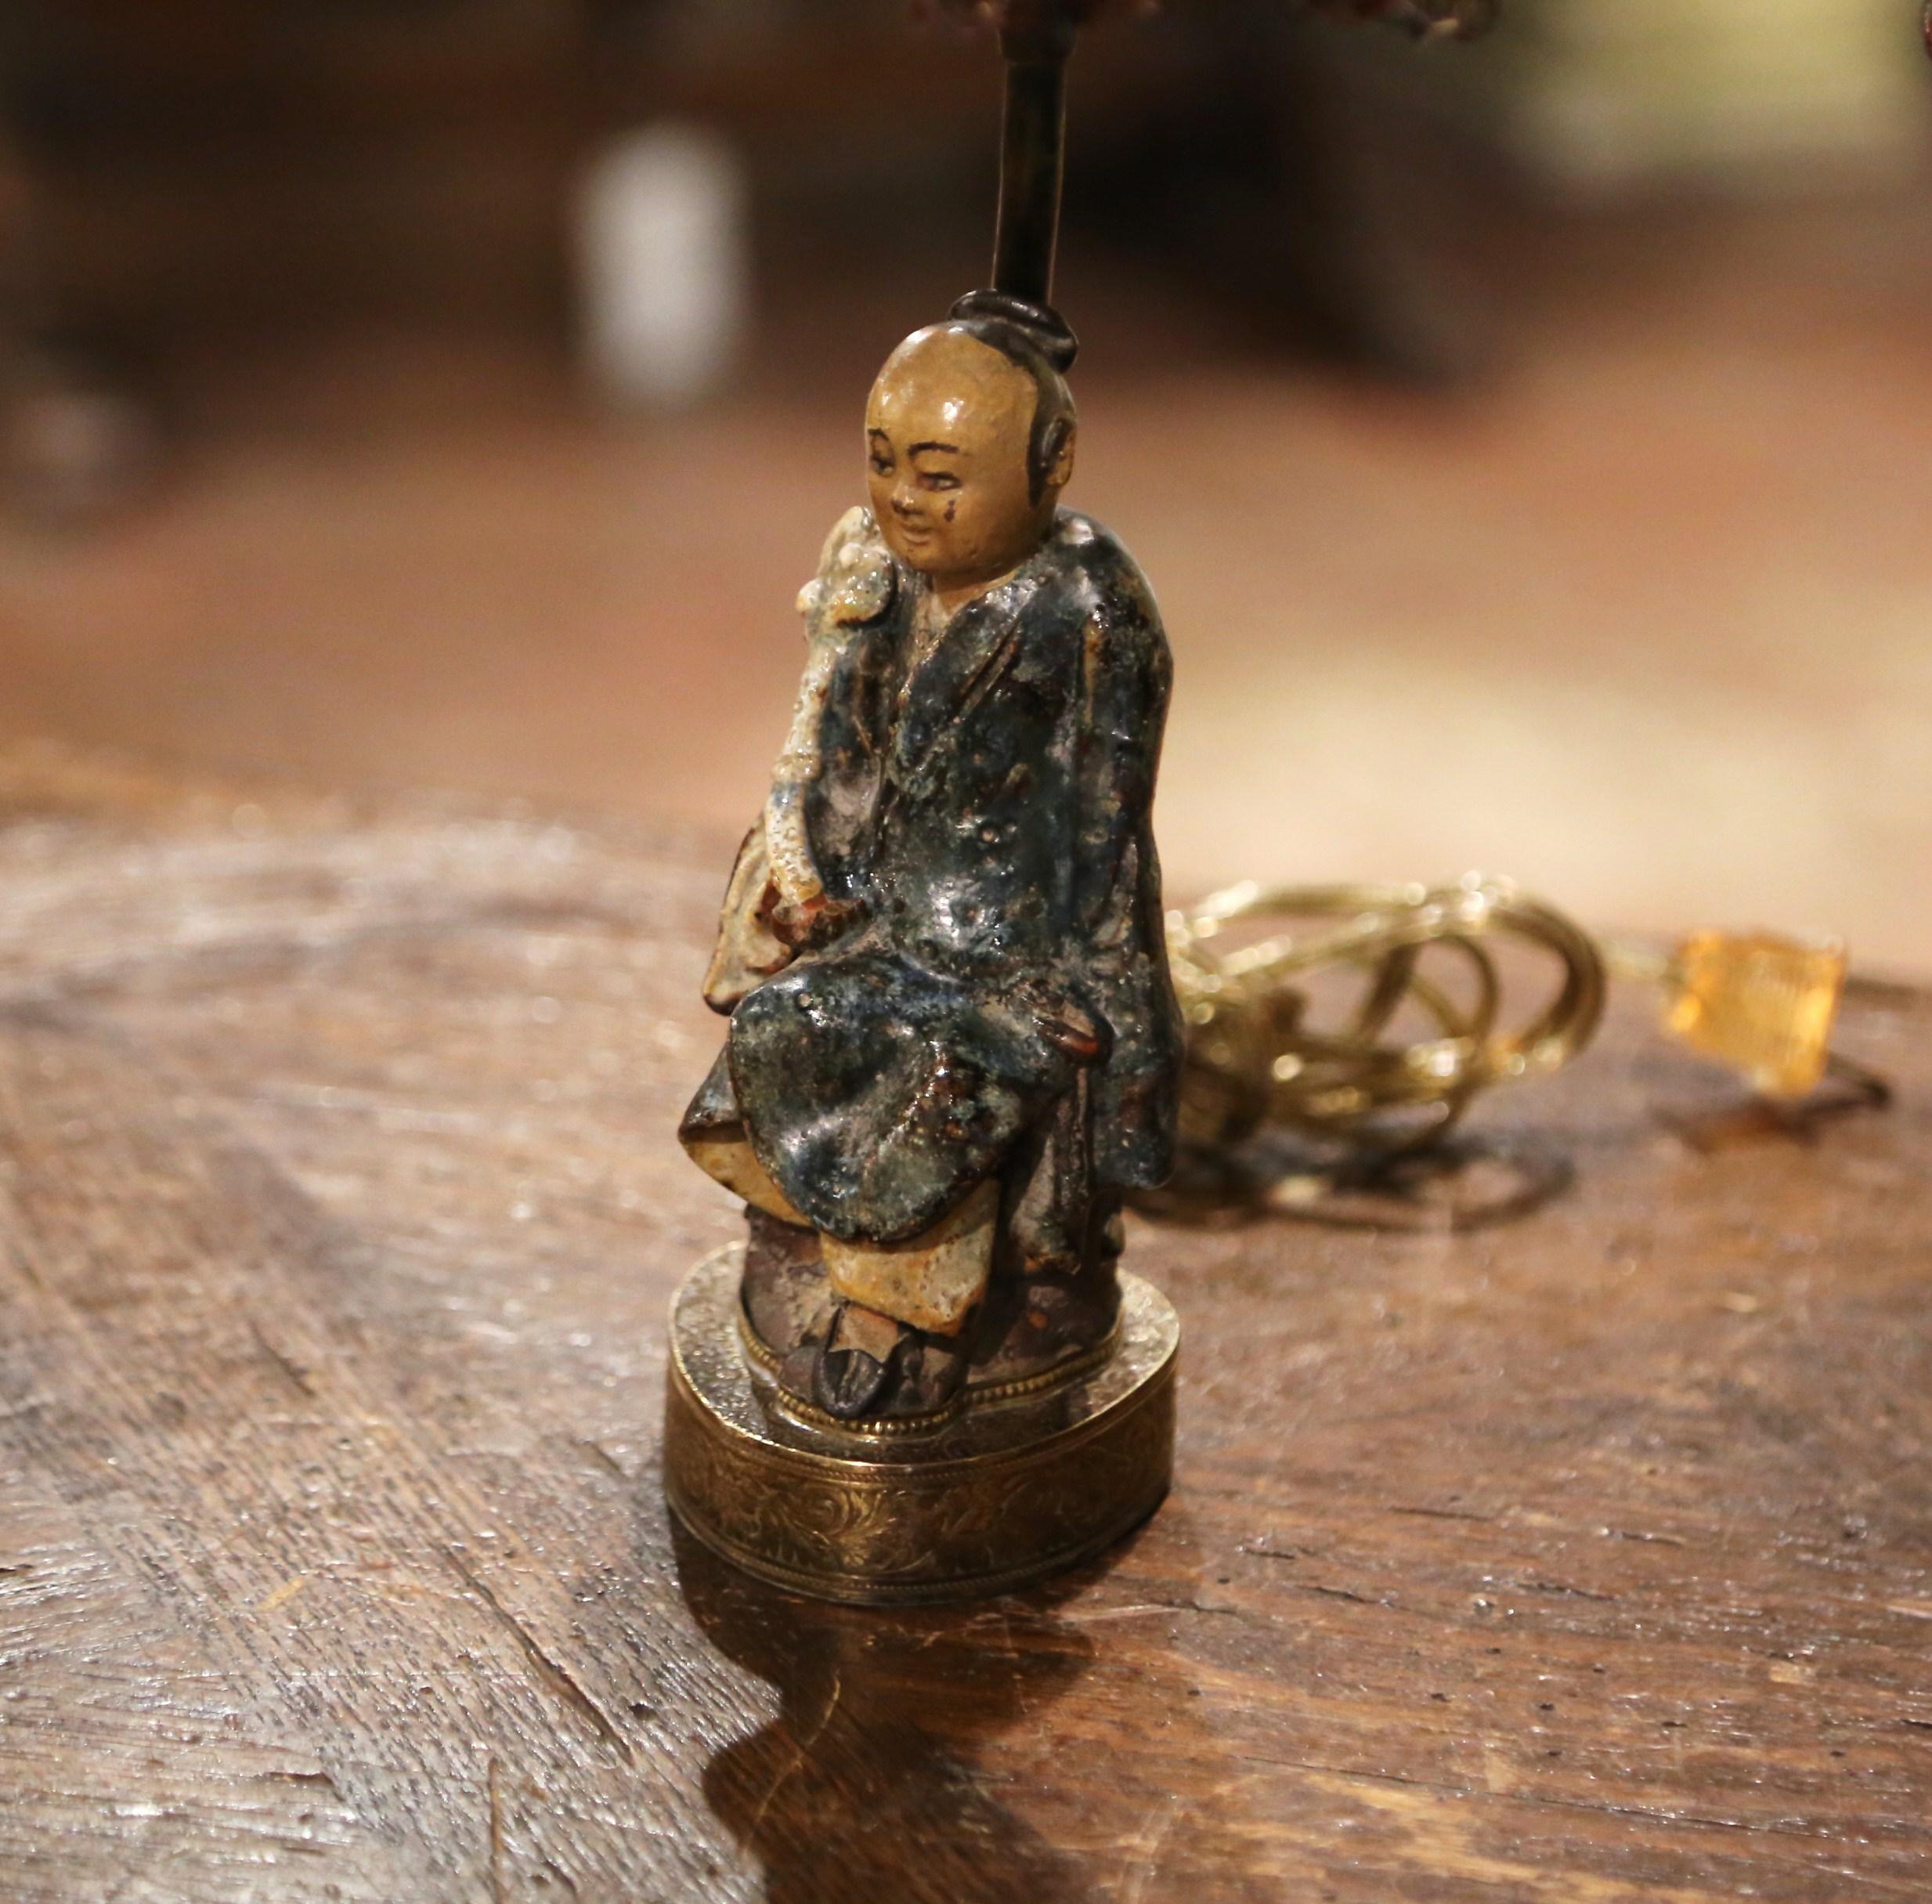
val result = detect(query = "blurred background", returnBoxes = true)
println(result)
[1,0,1927,968]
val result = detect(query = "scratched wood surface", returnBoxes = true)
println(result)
[1,744,1928,1903]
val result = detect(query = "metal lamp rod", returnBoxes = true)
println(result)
[991,5,1078,305]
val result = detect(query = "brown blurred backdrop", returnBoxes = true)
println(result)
[2,0,1928,969]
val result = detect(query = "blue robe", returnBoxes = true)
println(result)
[687,509,1182,1252]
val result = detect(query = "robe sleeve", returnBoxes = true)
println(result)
[703,508,901,1013]
[767,508,898,922]
[1069,580,1184,1190]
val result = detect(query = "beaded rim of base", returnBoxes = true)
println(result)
[734,1302,1127,1439]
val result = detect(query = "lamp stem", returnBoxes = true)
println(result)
[992,13,1074,305]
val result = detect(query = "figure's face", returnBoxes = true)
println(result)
[864,327,1072,589]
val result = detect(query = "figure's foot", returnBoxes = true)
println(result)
[788,1299,972,1423]
[811,1301,907,1418]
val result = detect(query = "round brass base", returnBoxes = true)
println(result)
[663,1246,1179,1606]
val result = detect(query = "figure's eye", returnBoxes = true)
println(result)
[918,470,962,492]
[868,453,893,476]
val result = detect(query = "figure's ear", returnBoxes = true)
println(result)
[1044,416,1077,493]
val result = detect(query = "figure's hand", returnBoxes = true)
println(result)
[764,883,862,952]
[701,820,795,1013]
[1010,983,1112,1064]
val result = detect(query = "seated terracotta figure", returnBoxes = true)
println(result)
[681,291,1181,1423]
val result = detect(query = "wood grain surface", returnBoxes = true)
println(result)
[0,745,1927,1903]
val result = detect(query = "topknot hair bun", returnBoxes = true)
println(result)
[948,290,1081,374]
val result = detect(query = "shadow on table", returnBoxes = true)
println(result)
[1661,1057,1894,1154]
[673,1519,1096,1904]
[1134,1131,1576,1234]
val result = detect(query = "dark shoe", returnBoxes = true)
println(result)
[810,1301,910,1420]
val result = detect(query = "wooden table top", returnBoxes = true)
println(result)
[2,746,1927,1904]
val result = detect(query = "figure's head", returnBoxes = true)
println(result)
[865,292,1078,589]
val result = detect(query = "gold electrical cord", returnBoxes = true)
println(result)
[1166,877,1885,1166]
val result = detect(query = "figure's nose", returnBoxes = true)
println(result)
[891,484,923,518]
